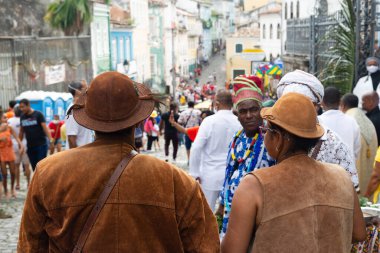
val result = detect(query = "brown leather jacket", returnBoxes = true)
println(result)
[18,134,220,252]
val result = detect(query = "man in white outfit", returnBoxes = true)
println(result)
[189,90,241,211]
[319,87,361,161]
[353,57,380,107]
[66,81,93,149]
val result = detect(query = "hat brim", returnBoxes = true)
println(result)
[260,107,325,139]
[73,82,155,132]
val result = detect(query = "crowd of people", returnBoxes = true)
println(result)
[3,56,380,251]
[0,80,93,202]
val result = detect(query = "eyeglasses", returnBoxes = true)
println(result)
[259,126,278,134]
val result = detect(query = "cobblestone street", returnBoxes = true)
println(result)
[197,51,227,90]
[0,138,189,252]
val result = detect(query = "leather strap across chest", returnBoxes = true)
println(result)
[72,150,138,253]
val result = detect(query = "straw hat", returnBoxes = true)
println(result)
[261,93,324,138]
[72,72,155,132]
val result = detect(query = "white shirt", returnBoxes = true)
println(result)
[189,110,241,191]
[8,117,27,148]
[319,110,361,160]
[65,106,93,149]
[353,75,380,107]
[152,124,159,137]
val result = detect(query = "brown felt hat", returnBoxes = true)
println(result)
[261,93,324,138]
[73,72,155,132]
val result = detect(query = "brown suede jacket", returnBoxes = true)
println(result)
[18,134,220,252]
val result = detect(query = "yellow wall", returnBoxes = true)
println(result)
[243,0,270,11]
[226,37,260,81]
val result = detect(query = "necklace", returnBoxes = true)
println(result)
[231,130,259,164]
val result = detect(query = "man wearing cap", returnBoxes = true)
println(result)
[18,72,220,252]
[216,75,275,238]
[277,70,359,191]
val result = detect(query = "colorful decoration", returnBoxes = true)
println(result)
[230,130,259,166]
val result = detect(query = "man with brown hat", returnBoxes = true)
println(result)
[18,72,220,252]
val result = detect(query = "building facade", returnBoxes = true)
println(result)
[225,36,262,81]
[148,0,166,93]
[91,3,111,76]
[130,0,151,83]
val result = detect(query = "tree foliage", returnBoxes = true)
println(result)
[44,0,110,36]
[319,0,355,93]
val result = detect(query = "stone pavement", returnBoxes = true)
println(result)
[197,50,227,90]
[0,138,189,252]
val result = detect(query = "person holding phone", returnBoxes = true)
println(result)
[160,103,180,162]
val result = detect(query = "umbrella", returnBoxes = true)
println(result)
[195,100,213,109]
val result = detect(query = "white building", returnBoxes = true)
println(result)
[199,1,213,61]
[259,5,282,60]
[130,0,151,83]
[234,0,282,60]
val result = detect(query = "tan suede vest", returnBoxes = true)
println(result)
[251,155,354,253]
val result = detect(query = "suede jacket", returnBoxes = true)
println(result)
[18,134,220,252]
[251,155,354,253]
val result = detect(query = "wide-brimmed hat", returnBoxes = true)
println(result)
[261,93,324,138]
[72,72,155,132]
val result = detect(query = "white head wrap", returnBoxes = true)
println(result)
[277,70,324,104]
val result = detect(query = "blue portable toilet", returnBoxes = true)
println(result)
[64,98,73,113]
[16,91,48,119]
[43,96,54,123]
[54,97,66,120]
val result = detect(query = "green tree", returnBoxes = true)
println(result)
[319,0,355,93]
[44,0,110,36]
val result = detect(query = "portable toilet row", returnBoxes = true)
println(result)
[16,91,73,122]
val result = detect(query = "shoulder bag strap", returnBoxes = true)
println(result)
[311,140,323,160]
[184,109,193,128]
[72,150,138,253]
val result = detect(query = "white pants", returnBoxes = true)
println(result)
[202,187,220,212]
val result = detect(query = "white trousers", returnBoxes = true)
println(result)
[202,187,220,212]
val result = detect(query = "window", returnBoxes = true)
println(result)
[270,24,273,39]
[150,55,157,76]
[112,38,117,69]
[285,3,288,19]
[235,44,243,53]
[126,37,131,61]
[233,69,245,79]
[119,38,125,62]
[277,23,281,39]
[290,1,293,19]
[263,24,266,39]
[296,1,300,18]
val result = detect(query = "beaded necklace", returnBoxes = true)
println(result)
[230,130,259,165]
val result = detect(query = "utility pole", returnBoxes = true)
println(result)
[171,26,176,99]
